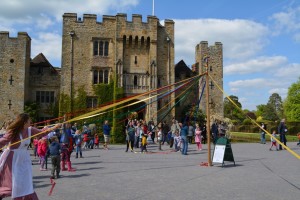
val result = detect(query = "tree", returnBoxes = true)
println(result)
[224,95,245,123]
[24,102,40,123]
[263,103,279,121]
[284,78,300,121]
[268,93,283,119]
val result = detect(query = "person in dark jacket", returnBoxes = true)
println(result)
[180,122,189,155]
[278,119,288,150]
[48,136,61,179]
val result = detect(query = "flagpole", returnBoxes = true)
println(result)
[152,0,155,16]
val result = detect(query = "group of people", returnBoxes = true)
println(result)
[0,113,112,200]
[260,118,300,151]
[124,118,219,155]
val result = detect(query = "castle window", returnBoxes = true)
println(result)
[87,97,98,108]
[158,78,161,87]
[104,41,109,56]
[135,36,138,47]
[141,36,144,46]
[134,56,137,64]
[104,70,109,84]
[36,91,55,104]
[93,40,109,56]
[129,36,132,46]
[134,75,138,86]
[93,69,110,84]
[99,70,104,83]
[123,35,126,46]
[99,41,104,56]
[147,37,150,47]
[93,70,98,84]
[93,41,98,55]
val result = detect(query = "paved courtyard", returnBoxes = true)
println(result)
[4,142,300,200]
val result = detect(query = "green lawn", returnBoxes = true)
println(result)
[229,132,299,143]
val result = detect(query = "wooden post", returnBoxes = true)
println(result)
[205,56,212,166]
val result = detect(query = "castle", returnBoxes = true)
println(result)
[0,13,223,126]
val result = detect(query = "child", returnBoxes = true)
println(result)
[140,132,148,153]
[33,137,39,158]
[74,130,83,158]
[157,127,162,150]
[174,130,181,152]
[37,137,48,171]
[270,130,278,151]
[297,132,300,146]
[194,124,202,150]
[48,136,61,179]
[83,132,89,149]
[94,134,99,149]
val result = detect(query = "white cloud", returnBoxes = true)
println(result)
[270,6,300,41]
[36,14,55,30]
[174,19,269,65]
[31,32,62,66]
[224,56,287,75]
[0,0,139,23]
[274,63,300,79]
[271,6,300,32]
[268,88,288,99]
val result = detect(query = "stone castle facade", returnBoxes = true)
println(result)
[0,13,223,125]
[60,13,175,122]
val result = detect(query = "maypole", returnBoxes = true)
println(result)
[205,56,212,166]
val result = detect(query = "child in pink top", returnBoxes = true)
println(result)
[195,124,202,150]
[37,137,48,170]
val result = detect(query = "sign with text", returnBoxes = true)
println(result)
[212,145,226,163]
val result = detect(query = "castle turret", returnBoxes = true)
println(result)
[0,32,31,124]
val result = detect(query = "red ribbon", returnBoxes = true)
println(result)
[48,178,56,196]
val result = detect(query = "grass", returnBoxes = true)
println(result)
[229,132,299,143]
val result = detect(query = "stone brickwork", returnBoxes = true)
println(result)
[60,13,175,123]
[0,32,31,125]
[195,41,224,118]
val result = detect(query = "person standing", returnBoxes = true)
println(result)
[180,122,189,155]
[48,136,61,179]
[125,121,135,152]
[103,120,111,150]
[73,130,83,158]
[211,120,219,144]
[162,121,170,145]
[269,130,278,151]
[195,123,202,150]
[170,119,180,148]
[0,113,61,199]
[278,119,288,150]
[157,127,163,150]
[187,123,194,144]
[260,123,267,144]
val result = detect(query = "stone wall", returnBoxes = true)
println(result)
[0,32,31,125]
[195,41,224,118]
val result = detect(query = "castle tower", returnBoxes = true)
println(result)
[60,13,174,123]
[0,32,31,124]
[195,41,224,118]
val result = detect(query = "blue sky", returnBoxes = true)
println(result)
[1,0,300,111]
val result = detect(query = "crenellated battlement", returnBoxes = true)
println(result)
[62,13,172,29]
[0,31,31,40]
